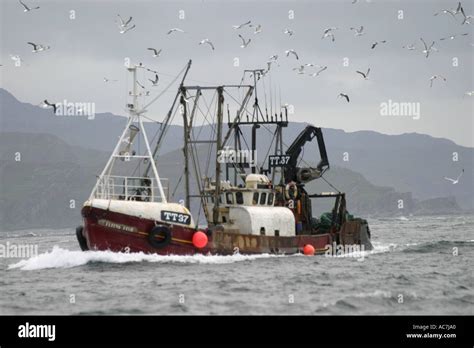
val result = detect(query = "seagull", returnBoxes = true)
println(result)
[460,7,473,25]
[338,93,350,103]
[350,26,364,36]
[293,64,313,74]
[420,38,437,58]
[371,40,387,49]
[42,100,57,114]
[444,169,464,184]
[434,2,463,18]
[356,68,370,79]
[268,54,279,62]
[283,28,294,36]
[167,28,184,35]
[285,49,299,60]
[440,33,468,41]
[27,42,50,53]
[232,20,251,29]
[199,38,215,50]
[238,34,251,48]
[464,91,474,96]
[429,75,447,88]
[149,74,159,86]
[19,0,39,12]
[103,77,118,83]
[119,24,136,34]
[10,55,22,64]
[433,9,457,18]
[117,14,133,28]
[251,24,262,34]
[402,42,417,50]
[147,48,162,57]
[309,66,327,77]
[322,27,338,41]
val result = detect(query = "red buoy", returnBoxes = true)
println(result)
[303,244,315,256]
[192,231,208,249]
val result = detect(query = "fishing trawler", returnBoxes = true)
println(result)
[77,60,373,255]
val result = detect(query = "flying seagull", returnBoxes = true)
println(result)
[433,9,457,18]
[283,28,294,36]
[434,2,463,18]
[9,55,22,65]
[167,28,184,35]
[350,26,364,36]
[147,48,162,57]
[338,93,350,103]
[356,68,370,79]
[268,54,279,62]
[429,75,447,88]
[440,33,468,41]
[149,74,159,86]
[27,42,50,53]
[371,40,387,49]
[464,91,474,96]
[285,49,299,60]
[42,100,57,114]
[19,0,39,12]
[420,38,437,58]
[238,34,251,48]
[460,7,473,25]
[402,42,417,50]
[293,64,313,74]
[199,38,215,50]
[444,169,464,184]
[232,20,251,29]
[322,28,337,42]
[309,66,327,77]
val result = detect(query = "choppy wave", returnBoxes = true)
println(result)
[8,246,281,271]
[402,240,473,253]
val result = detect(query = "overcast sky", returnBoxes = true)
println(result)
[1,0,473,146]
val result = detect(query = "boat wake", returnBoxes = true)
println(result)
[8,246,281,271]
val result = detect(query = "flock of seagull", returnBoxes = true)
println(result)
[5,0,471,185]
[6,1,474,103]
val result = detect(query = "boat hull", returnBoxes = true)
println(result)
[80,205,336,255]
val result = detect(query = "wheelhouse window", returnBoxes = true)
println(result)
[260,192,267,205]
[226,192,234,204]
[236,191,244,204]
[253,192,259,205]
[268,193,274,205]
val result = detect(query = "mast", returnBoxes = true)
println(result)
[213,87,224,225]
[180,87,190,209]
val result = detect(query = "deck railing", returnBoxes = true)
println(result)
[94,175,169,202]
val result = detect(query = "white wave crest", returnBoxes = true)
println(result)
[8,246,280,271]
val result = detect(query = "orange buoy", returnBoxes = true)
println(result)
[192,231,208,249]
[303,244,315,256]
